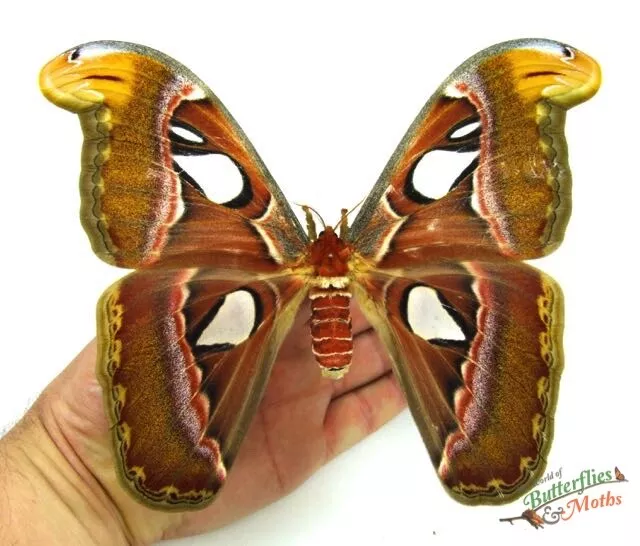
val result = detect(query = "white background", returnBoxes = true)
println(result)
[0,1,636,544]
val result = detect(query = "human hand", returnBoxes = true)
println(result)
[0,303,405,545]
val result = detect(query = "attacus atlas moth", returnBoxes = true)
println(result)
[40,39,600,509]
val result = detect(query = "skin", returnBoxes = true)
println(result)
[0,303,405,545]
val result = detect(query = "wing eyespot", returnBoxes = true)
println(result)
[191,288,262,351]
[448,118,481,141]
[169,120,207,145]
[406,148,479,204]
[400,283,467,343]
[173,154,251,207]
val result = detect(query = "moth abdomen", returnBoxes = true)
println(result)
[309,287,353,379]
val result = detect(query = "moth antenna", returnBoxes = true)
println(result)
[333,199,363,235]
[338,208,349,239]
[307,205,327,230]
[297,204,325,240]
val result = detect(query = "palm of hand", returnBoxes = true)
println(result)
[40,303,405,543]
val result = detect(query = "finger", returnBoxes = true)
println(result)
[323,372,407,460]
[278,300,313,357]
[329,328,393,399]
[47,339,109,434]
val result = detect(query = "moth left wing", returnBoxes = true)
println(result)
[353,261,563,504]
[40,41,307,270]
[98,268,307,509]
[348,39,600,266]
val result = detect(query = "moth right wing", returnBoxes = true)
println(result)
[353,261,563,504]
[348,39,600,267]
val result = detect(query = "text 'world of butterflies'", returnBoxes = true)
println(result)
[40,38,600,511]
[499,466,628,529]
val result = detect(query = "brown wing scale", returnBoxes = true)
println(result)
[353,261,563,503]
[99,269,307,508]
[349,39,600,266]
[40,42,307,270]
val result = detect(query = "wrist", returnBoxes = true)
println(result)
[0,408,130,546]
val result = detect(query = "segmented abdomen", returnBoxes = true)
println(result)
[309,287,353,378]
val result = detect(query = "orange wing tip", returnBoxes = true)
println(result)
[40,50,105,112]
[40,43,140,113]
[490,41,602,109]
[540,49,601,108]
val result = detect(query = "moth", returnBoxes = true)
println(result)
[40,39,600,509]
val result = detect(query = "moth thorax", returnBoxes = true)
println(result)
[307,226,352,277]
[311,276,350,289]
[309,287,353,380]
